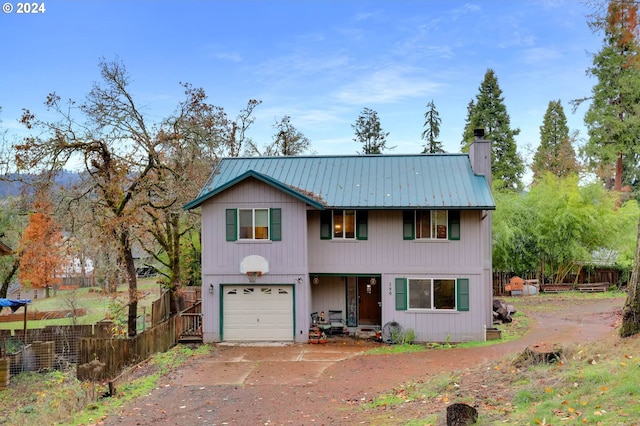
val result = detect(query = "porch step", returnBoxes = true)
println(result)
[355,327,380,340]
[178,335,203,344]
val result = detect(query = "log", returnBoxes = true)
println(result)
[492,299,513,323]
[446,403,478,425]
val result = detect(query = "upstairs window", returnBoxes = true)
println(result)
[333,209,356,239]
[239,208,269,240]
[320,210,368,240]
[403,210,460,241]
[226,208,281,241]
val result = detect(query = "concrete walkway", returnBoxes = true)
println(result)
[176,340,372,386]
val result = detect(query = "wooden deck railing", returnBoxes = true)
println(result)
[178,301,202,342]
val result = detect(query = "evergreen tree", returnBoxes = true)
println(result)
[575,0,640,192]
[461,99,477,145]
[352,107,391,154]
[461,69,524,191]
[532,100,579,181]
[421,100,445,153]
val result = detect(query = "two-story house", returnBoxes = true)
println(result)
[184,136,495,343]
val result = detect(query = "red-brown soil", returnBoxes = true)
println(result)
[100,296,624,426]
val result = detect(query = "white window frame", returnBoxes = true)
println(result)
[333,209,356,239]
[238,208,270,240]
[415,210,448,240]
[408,278,457,310]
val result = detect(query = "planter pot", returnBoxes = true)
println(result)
[486,328,502,341]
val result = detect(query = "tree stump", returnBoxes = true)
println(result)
[515,342,563,367]
[446,402,478,425]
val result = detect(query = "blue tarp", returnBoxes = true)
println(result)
[0,298,31,313]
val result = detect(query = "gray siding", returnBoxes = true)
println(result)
[307,210,483,273]
[200,179,311,343]
[379,274,486,342]
[199,178,491,343]
[307,210,490,342]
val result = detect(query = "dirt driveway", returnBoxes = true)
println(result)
[101,296,624,426]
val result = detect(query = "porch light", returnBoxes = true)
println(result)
[209,283,214,295]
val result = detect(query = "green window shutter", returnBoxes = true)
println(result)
[457,278,469,311]
[402,210,415,240]
[225,209,237,241]
[270,208,282,241]
[320,210,332,240]
[395,278,407,311]
[448,210,460,241]
[356,210,368,240]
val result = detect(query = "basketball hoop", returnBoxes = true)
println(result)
[240,255,269,282]
[247,271,261,283]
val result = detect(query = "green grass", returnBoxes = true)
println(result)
[503,345,640,424]
[0,343,215,426]
[358,291,635,425]
[0,278,163,330]
[366,343,427,355]
[66,344,214,426]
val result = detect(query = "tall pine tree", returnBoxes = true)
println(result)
[421,100,445,153]
[461,69,524,191]
[581,1,640,338]
[532,100,579,181]
[575,0,640,193]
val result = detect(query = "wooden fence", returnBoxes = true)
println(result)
[0,308,87,323]
[151,287,202,327]
[151,291,171,326]
[61,275,94,288]
[77,315,178,381]
[493,267,627,296]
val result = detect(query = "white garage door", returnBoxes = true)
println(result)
[222,285,294,341]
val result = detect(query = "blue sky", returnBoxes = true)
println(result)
[1,1,601,169]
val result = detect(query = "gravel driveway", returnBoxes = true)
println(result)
[101,296,624,426]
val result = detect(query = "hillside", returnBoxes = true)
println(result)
[0,170,80,197]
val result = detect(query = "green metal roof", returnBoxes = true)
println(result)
[184,154,495,210]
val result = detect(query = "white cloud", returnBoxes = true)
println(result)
[257,50,352,81]
[333,65,441,105]
[451,3,482,18]
[215,51,243,63]
[520,46,563,65]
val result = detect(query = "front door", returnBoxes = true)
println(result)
[357,276,381,326]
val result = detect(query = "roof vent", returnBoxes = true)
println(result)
[473,128,485,139]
